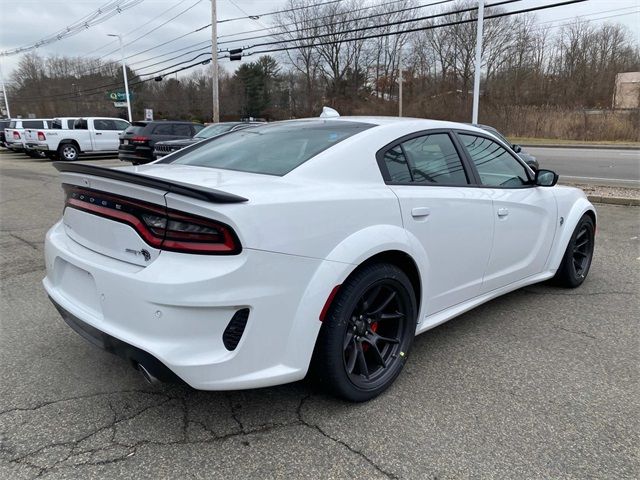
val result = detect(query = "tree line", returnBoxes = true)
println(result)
[6,0,640,139]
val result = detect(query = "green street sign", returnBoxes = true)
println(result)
[107,91,133,101]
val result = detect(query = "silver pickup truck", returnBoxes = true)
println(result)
[30,117,130,160]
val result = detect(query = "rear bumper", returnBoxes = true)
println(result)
[119,146,153,163]
[5,139,24,151]
[49,296,182,383]
[43,220,340,390]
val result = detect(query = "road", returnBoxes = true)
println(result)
[527,147,640,187]
[1,149,639,479]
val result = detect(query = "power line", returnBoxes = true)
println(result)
[217,0,457,48]
[0,0,142,57]
[81,0,193,57]
[243,0,589,57]
[223,0,527,53]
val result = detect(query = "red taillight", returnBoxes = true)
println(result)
[13,131,20,139]
[62,185,241,255]
[131,136,149,144]
[37,131,46,141]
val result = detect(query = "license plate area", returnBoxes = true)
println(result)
[123,140,129,145]
[54,258,103,319]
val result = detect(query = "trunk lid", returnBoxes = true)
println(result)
[55,163,249,266]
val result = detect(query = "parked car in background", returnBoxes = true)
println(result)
[153,121,262,159]
[24,117,77,158]
[119,121,204,164]
[4,119,51,153]
[475,124,539,170]
[32,117,130,160]
[0,119,10,147]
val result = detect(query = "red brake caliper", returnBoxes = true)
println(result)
[363,322,378,352]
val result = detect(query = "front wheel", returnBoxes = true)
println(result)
[58,143,79,161]
[553,214,595,288]
[310,263,417,402]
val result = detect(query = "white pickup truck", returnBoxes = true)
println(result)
[31,117,130,160]
[24,117,76,158]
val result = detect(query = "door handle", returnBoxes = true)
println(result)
[497,208,509,217]
[411,207,431,218]
[95,132,103,135]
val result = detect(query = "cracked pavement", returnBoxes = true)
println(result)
[1,150,639,479]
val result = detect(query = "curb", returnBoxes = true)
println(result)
[587,195,640,206]
[521,144,640,151]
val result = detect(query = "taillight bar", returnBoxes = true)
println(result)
[62,185,241,255]
[131,136,149,143]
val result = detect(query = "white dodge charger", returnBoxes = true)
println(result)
[43,112,596,401]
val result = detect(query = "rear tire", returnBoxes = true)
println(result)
[58,143,79,161]
[553,214,595,288]
[310,262,417,402]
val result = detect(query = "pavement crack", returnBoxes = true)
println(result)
[296,395,399,479]
[556,325,598,340]
[9,233,39,250]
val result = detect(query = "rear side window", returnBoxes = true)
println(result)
[172,124,192,136]
[164,120,373,176]
[22,120,44,129]
[381,132,468,185]
[9,121,17,128]
[152,123,173,135]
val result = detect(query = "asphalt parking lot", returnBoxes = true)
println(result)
[1,150,638,479]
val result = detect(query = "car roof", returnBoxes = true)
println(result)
[275,116,489,136]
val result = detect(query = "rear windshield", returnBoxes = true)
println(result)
[163,120,373,175]
[51,119,75,129]
[123,125,147,135]
[22,120,45,128]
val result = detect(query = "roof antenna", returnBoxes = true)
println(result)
[320,107,340,118]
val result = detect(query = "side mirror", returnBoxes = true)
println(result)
[512,144,522,153]
[535,169,558,187]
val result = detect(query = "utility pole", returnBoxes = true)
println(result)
[107,33,132,122]
[471,0,484,124]
[0,60,10,118]
[211,0,219,123]
[398,65,403,117]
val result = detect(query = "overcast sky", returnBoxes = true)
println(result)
[1,0,639,82]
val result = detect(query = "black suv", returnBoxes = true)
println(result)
[118,121,204,164]
[153,121,263,159]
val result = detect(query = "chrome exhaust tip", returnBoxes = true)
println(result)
[137,363,161,385]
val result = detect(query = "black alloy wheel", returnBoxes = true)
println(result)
[311,262,417,402]
[554,214,595,288]
[343,281,409,390]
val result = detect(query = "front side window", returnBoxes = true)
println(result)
[381,132,468,185]
[460,134,530,187]
[94,119,117,130]
[164,120,373,176]
[114,120,130,131]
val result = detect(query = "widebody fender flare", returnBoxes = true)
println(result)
[282,224,430,375]
[545,194,596,272]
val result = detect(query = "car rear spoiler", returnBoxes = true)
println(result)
[52,162,248,204]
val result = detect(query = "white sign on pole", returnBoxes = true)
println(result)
[113,101,128,108]
[144,108,153,121]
